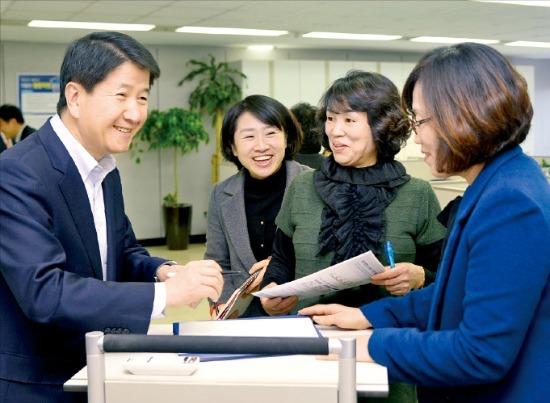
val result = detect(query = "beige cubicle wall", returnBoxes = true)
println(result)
[429,180,469,210]
[400,158,467,209]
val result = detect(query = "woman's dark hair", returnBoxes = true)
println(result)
[57,31,160,114]
[221,95,303,169]
[317,70,410,162]
[402,42,533,174]
[290,102,322,154]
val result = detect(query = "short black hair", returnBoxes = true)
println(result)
[221,95,303,169]
[0,104,24,124]
[57,31,160,114]
[317,70,410,162]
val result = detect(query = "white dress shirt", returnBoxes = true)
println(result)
[50,115,166,318]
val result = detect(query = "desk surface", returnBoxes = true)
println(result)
[66,324,388,403]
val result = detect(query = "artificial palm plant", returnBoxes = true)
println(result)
[132,107,209,249]
[178,54,247,183]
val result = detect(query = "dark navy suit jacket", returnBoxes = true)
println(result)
[0,120,166,398]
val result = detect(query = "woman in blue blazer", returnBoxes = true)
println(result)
[299,43,550,402]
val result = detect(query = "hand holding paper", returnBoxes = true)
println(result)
[253,251,385,300]
[260,283,299,316]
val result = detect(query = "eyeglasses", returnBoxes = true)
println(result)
[409,116,432,133]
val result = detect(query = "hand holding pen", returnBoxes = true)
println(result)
[372,241,426,295]
[384,241,395,268]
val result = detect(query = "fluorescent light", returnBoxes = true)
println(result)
[176,26,287,36]
[303,32,401,41]
[28,20,155,31]
[505,41,550,48]
[473,1,550,7]
[410,36,500,45]
[247,45,274,51]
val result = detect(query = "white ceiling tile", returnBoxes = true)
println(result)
[1,0,549,58]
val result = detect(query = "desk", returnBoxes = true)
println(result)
[65,324,388,403]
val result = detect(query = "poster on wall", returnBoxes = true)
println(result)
[18,74,60,129]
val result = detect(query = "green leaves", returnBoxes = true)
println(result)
[131,108,209,205]
[134,108,209,157]
[178,54,247,124]
[163,192,178,208]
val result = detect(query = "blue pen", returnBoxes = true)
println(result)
[385,241,395,268]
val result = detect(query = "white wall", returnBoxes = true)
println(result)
[2,41,549,240]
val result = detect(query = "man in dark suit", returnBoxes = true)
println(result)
[0,104,36,153]
[0,32,223,403]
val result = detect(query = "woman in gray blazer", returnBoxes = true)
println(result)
[205,95,310,317]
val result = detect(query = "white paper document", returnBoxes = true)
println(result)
[253,251,385,300]
[177,316,320,338]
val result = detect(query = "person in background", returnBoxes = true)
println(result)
[0,104,36,153]
[0,31,223,403]
[204,94,309,318]
[260,70,446,402]
[290,102,326,170]
[300,43,550,403]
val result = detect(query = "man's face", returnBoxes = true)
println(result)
[68,62,150,160]
[0,118,18,139]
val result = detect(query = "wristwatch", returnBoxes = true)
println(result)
[154,260,178,282]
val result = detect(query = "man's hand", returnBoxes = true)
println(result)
[163,260,223,308]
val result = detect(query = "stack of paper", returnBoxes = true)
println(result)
[176,316,321,338]
[253,250,385,299]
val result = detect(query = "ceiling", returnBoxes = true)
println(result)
[1,0,550,59]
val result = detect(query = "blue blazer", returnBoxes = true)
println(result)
[0,121,166,392]
[362,147,550,402]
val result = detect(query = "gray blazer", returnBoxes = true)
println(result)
[205,160,311,302]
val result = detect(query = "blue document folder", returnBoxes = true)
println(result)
[175,315,322,362]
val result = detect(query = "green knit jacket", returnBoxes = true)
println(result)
[275,170,446,313]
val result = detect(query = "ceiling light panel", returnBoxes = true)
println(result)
[505,41,550,48]
[176,27,288,36]
[303,32,401,41]
[28,20,155,31]
[473,1,550,7]
[410,36,500,44]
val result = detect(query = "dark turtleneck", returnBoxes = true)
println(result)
[244,163,287,261]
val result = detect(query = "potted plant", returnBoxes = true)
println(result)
[178,54,247,183]
[132,107,209,249]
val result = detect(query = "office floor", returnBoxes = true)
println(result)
[146,243,211,325]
